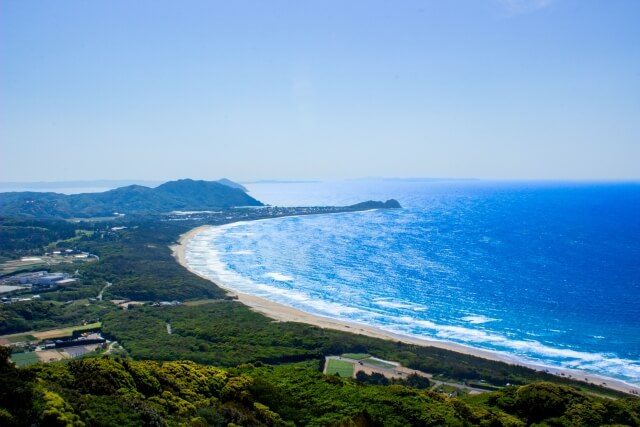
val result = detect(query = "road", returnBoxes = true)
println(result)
[97,281,112,301]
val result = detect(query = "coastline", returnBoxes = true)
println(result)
[171,224,640,396]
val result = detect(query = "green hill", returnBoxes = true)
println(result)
[2,348,638,427]
[0,179,263,219]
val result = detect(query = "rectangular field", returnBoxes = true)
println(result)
[6,334,37,343]
[32,322,102,340]
[0,285,25,294]
[325,359,355,378]
[11,352,40,367]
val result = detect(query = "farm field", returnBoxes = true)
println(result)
[5,334,37,343]
[10,352,40,367]
[32,322,102,340]
[1,322,102,344]
[0,251,95,276]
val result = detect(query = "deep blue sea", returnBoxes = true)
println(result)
[185,180,640,387]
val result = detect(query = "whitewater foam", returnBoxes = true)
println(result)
[461,315,499,324]
[264,272,294,282]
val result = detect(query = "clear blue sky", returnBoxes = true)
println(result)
[2,0,639,182]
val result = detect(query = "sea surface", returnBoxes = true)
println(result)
[185,180,640,387]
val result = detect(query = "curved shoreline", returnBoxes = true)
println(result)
[172,224,640,396]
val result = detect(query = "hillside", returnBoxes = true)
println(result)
[2,349,638,426]
[0,179,263,219]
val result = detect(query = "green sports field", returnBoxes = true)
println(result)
[325,359,354,377]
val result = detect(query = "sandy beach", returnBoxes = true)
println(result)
[171,225,640,395]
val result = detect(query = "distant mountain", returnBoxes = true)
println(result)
[0,178,247,194]
[0,179,263,219]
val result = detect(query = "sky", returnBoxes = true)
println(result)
[1,0,639,182]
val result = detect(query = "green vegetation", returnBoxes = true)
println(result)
[45,229,95,249]
[76,222,228,302]
[466,382,640,426]
[0,179,262,219]
[1,347,637,427]
[0,218,80,259]
[6,334,36,343]
[1,212,639,424]
[102,302,322,365]
[102,300,623,396]
[325,359,354,377]
[0,300,112,335]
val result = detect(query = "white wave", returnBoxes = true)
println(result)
[461,315,499,324]
[375,315,640,385]
[187,229,364,321]
[264,272,294,282]
[254,284,309,301]
[375,300,412,309]
[230,250,254,255]
[373,298,428,311]
[386,314,635,367]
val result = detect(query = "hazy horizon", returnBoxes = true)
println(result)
[2,1,639,182]
[1,175,639,189]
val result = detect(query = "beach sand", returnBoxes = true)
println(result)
[171,225,640,395]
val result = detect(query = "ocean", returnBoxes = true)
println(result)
[185,180,640,387]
